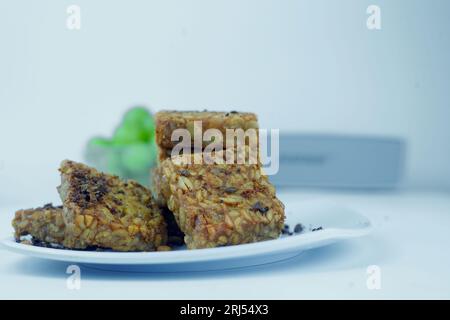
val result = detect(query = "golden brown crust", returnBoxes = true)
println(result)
[12,204,66,245]
[155,111,258,161]
[152,152,285,249]
[58,160,167,251]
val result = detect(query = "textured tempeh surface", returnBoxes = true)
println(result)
[155,110,258,161]
[152,151,285,249]
[12,204,66,245]
[57,160,167,251]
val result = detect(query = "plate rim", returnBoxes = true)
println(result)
[1,225,371,265]
[2,199,373,265]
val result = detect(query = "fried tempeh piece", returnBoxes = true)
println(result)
[57,160,167,251]
[155,110,259,161]
[152,150,285,249]
[12,203,66,245]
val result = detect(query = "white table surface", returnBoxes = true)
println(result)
[1,188,450,299]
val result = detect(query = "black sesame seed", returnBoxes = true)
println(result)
[82,191,90,202]
[179,169,190,177]
[112,198,123,206]
[251,201,269,214]
[224,186,237,194]
[294,223,304,234]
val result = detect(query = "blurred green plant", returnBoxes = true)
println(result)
[85,106,157,186]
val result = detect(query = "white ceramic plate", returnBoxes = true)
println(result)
[1,199,371,272]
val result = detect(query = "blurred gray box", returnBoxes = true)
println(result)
[269,133,406,189]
